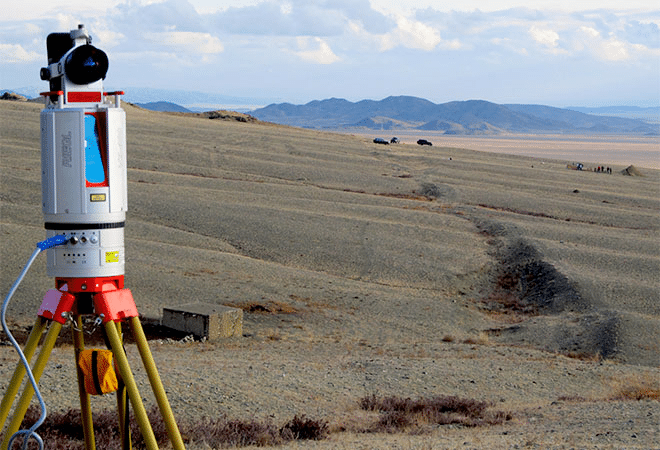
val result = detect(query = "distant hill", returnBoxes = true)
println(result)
[0,92,27,101]
[135,101,192,113]
[566,105,660,122]
[122,87,278,112]
[567,105,660,114]
[1,88,38,99]
[252,96,658,135]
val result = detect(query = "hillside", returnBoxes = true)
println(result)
[1,100,659,448]
[135,101,193,113]
[252,96,657,135]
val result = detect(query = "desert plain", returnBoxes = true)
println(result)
[1,99,659,449]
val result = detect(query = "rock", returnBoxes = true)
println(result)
[621,165,643,177]
[1,92,27,101]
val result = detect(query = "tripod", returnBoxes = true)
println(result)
[0,275,186,450]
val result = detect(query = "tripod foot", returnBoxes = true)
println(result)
[104,320,160,450]
[130,316,186,450]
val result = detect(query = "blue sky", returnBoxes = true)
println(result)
[1,0,658,108]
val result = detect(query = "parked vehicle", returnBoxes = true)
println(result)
[373,137,389,145]
[417,139,432,146]
[390,137,400,144]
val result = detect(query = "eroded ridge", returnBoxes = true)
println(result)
[475,219,619,360]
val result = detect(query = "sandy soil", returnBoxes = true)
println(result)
[1,101,658,449]
[346,129,660,170]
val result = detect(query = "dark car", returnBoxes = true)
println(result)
[373,137,389,145]
[417,139,432,146]
[390,137,400,144]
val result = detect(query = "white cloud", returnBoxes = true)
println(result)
[144,31,224,54]
[580,26,601,39]
[8,0,125,21]
[491,37,528,55]
[92,28,125,49]
[0,43,40,63]
[529,25,559,47]
[528,24,567,55]
[370,0,660,14]
[380,15,443,51]
[280,1,293,15]
[598,37,630,61]
[294,37,340,64]
[576,26,660,62]
[1,1,658,106]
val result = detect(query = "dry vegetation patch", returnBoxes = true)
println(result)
[18,406,328,449]
[357,394,512,433]
[608,374,660,401]
[239,300,299,315]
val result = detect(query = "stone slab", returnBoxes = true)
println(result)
[162,302,243,341]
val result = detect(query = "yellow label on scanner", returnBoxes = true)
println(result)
[105,251,119,263]
[90,194,106,202]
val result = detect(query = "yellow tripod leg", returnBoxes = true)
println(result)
[0,321,62,449]
[104,320,159,450]
[72,315,95,450]
[0,316,48,430]
[129,316,186,450]
[116,380,131,450]
[114,321,132,450]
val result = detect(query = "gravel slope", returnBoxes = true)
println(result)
[1,101,658,448]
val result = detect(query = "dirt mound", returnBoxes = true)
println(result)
[475,221,619,360]
[621,165,643,176]
[198,110,259,123]
[488,311,620,359]
[417,182,456,200]
[483,239,589,315]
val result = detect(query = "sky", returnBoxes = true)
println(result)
[1,0,659,108]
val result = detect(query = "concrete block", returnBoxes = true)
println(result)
[162,303,243,341]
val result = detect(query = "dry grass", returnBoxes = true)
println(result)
[557,373,660,403]
[608,374,660,401]
[14,394,513,448]
[239,300,299,315]
[16,405,167,450]
[17,406,328,449]
[358,394,512,433]
[462,332,491,346]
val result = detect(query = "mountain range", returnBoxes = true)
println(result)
[0,87,278,113]
[251,96,658,135]
[3,87,657,135]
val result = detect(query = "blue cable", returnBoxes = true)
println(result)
[36,234,69,251]
[2,235,68,450]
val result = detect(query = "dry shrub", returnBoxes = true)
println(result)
[480,273,537,317]
[359,394,512,433]
[17,404,168,450]
[17,406,328,449]
[609,374,660,401]
[378,192,433,202]
[462,332,490,346]
[187,416,282,447]
[556,394,589,403]
[280,415,329,441]
[242,300,298,314]
[563,351,603,362]
[187,414,327,447]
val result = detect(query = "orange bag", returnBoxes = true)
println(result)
[78,349,118,395]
